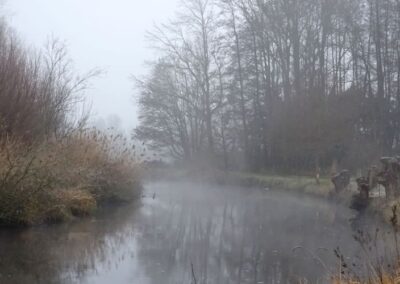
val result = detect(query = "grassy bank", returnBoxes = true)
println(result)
[149,167,334,197]
[0,130,141,226]
[224,172,333,197]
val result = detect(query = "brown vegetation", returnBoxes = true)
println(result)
[0,18,140,226]
[0,130,141,226]
[332,206,400,284]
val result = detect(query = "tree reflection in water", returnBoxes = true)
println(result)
[134,182,359,284]
[0,182,363,284]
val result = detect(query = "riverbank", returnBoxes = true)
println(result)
[219,172,334,197]
[0,131,142,226]
[147,168,339,198]
[232,172,400,228]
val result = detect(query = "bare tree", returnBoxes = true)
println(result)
[136,0,400,172]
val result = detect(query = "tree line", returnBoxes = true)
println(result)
[135,0,400,173]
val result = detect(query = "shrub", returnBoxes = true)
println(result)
[332,206,400,284]
[0,130,141,226]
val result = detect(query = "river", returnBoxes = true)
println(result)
[0,181,366,284]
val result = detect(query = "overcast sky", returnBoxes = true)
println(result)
[5,0,178,131]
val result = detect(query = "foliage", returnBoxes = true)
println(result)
[0,17,140,226]
[0,131,141,226]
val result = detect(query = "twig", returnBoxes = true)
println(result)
[191,261,197,284]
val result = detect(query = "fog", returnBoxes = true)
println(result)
[1,0,400,283]
[0,182,363,284]
[7,0,179,130]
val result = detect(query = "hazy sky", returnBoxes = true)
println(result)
[6,0,179,131]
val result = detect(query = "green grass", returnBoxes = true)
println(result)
[228,172,333,197]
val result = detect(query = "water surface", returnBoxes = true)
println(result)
[0,182,362,283]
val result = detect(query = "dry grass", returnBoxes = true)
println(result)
[332,273,400,284]
[331,205,400,284]
[0,129,141,226]
[332,276,400,284]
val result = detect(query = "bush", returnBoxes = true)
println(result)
[0,17,139,226]
[0,130,141,226]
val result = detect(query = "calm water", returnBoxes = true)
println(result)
[0,182,364,284]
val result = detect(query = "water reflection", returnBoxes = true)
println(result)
[0,203,141,284]
[134,182,359,284]
[0,182,362,283]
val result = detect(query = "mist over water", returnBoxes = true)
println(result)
[0,182,365,284]
[2,0,400,282]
